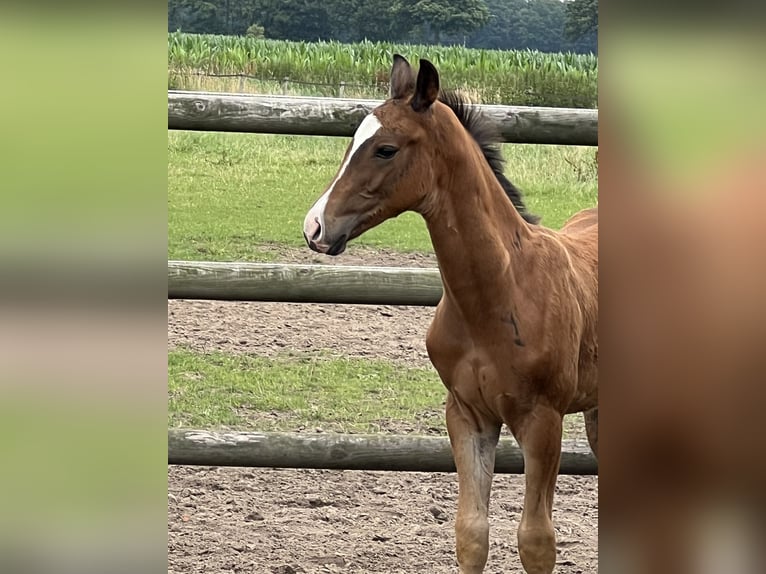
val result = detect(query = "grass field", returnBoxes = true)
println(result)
[168,132,597,262]
[168,349,588,437]
[168,128,597,436]
[169,350,445,432]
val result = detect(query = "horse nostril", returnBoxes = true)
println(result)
[311,219,322,241]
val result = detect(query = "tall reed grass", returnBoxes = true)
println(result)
[168,32,597,107]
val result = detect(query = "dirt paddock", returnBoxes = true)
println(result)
[168,247,598,573]
[168,466,597,573]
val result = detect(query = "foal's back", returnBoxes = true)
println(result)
[562,206,598,235]
[558,206,598,413]
[559,207,598,276]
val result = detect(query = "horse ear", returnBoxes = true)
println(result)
[390,54,415,100]
[412,59,439,112]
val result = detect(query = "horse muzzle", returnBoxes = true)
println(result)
[303,211,352,256]
[303,230,348,256]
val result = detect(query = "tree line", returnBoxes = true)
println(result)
[168,0,597,54]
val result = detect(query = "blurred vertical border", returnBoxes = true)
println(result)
[0,3,167,572]
[600,3,766,573]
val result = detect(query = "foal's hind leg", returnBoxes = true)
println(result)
[446,392,501,574]
[584,407,598,458]
[510,403,563,574]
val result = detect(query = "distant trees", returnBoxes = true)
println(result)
[255,0,331,42]
[325,0,409,42]
[168,0,263,36]
[168,0,221,34]
[246,23,264,38]
[468,0,596,53]
[396,0,490,44]
[565,0,598,42]
[167,0,597,54]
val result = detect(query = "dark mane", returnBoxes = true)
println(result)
[438,90,540,225]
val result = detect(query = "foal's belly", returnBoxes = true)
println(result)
[565,364,598,414]
[565,386,597,414]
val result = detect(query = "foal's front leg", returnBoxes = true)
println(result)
[512,403,564,574]
[446,392,501,574]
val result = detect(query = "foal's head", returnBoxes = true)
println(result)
[303,55,537,255]
[303,55,444,255]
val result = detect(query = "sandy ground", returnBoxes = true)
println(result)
[168,245,597,573]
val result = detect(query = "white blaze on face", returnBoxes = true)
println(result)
[303,112,382,245]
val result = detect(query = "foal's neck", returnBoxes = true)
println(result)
[420,136,530,317]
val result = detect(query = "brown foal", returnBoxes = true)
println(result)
[302,55,598,574]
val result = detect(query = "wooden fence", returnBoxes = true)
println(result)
[167,91,598,474]
[169,430,597,475]
[168,91,598,146]
[168,261,443,305]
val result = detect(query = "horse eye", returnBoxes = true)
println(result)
[375,146,399,159]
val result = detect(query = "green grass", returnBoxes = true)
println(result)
[168,349,587,437]
[169,349,446,433]
[168,131,597,261]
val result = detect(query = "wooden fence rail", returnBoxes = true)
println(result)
[168,430,597,475]
[168,261,443,305]
[168,91,598,146]
[168,93,598,475]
